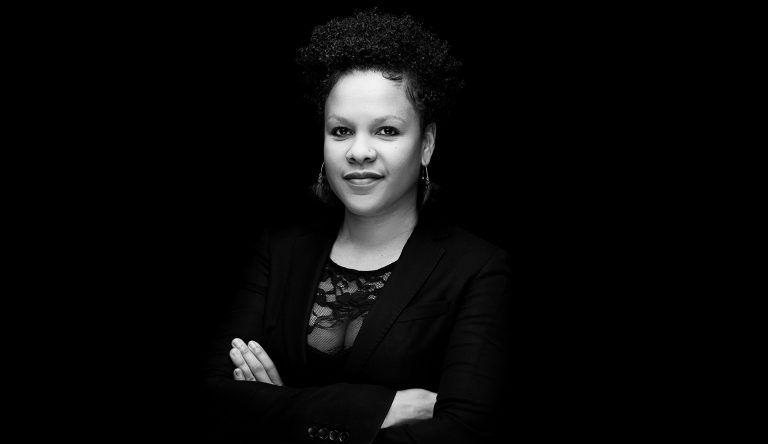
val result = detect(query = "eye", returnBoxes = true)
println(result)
[376,127,400,136]
[331,127,353,137]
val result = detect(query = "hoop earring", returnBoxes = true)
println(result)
[311,162,332,202]
[420,164,433,208]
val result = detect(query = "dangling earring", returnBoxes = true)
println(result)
[311,162,331,202]
[420,164,433,208]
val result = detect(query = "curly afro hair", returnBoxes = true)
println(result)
[296,9,464,128]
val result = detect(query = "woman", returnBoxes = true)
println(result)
[203,10,512,443]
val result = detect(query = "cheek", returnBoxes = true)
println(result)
[322,141,330,164]
[322,142,348,195]
[323,140,344,168]
[384,149,421,186]
[392,139,423,168]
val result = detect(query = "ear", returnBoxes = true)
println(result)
[421,123,437,166]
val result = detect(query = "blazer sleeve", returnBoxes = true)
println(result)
[201,228,396,444]
[372,249,513,443]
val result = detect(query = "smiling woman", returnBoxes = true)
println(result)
[323,70,434,226]
[202,9,512,444]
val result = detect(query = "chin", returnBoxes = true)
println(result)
[341,195,386,216]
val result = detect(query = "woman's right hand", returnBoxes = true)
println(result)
[229,337,284,386]
[381,388,437,428]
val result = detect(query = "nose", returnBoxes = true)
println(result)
[346,135,377,165]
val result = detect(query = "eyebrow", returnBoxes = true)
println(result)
[326,114,407,125]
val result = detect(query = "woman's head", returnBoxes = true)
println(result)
[298,10,463,215]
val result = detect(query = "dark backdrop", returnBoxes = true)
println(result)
[90,4,656,440]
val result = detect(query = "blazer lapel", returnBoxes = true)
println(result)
[281,218,338,373]
[344,215,447,377]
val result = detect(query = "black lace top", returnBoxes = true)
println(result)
[306,258,397,383]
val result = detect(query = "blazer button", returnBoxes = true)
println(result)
[318,427,329,439]
[329,430,339,441]
[308,426,318,438]
[339,431,349,442]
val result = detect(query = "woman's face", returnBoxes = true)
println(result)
[324,70,435,217]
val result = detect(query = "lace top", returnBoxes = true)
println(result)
[307,258,397,357]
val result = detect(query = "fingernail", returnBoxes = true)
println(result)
[234,369,240,376]
[232,338,243,347]
[249,341,259,349]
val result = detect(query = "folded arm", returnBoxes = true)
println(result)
[372,249,513,443]
[202,229,511,443]
[201,229,416,443]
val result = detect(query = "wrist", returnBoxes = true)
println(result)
[381,390,404,429]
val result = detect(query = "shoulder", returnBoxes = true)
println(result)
[440,223,510,269]
[415,209,509,277]
[443,224,506,256]
[415,220,511,301]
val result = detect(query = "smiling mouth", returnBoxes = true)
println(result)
[346,177,382,186]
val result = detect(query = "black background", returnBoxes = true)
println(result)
[56,3,669,440]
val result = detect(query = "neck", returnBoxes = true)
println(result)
[338,202,418,249]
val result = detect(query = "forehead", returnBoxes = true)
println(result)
[325,70,416,120]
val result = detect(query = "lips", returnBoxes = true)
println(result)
[343,170,384,188]
[343,171,384,180]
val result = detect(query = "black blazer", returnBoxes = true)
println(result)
[202,209,512,444]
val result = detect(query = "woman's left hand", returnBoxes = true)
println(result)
[229,337,284,386]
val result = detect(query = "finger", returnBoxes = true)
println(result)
[233,368,245,381]
[229,347,256,381]
[248,341,284,386]
[232,338,272,384]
